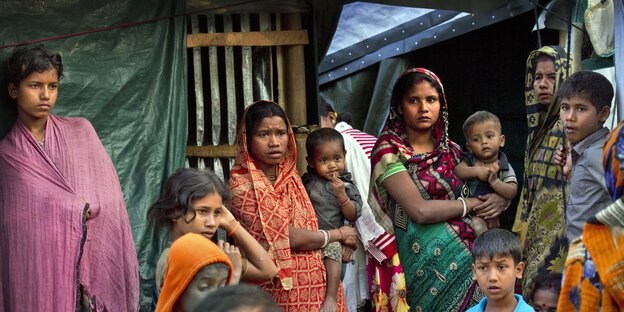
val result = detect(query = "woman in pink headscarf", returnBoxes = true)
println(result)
[0,45,138,311]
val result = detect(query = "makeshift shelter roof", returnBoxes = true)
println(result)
[319,0,535,84]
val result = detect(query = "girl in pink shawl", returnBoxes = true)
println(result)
[0,45,139,311]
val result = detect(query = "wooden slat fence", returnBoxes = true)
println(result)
[185,13,309,183]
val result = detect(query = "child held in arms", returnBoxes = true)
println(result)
[455,111,518,234]
[302,128,362,312]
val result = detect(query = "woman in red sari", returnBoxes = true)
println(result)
[228,100,357,311]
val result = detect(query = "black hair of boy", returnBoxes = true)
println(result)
[146,168,229,227]
[472,228,522,264]
[557,71,614,111]
[192,283,281,312]
[531,272,562,301]
[8,44,64,86]
[461,110,502,141]
[305,128,345,159]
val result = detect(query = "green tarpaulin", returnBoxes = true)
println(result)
[0,1,187,310]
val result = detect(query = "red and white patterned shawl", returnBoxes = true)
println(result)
[228,101,345,311]
[0,115,139,312]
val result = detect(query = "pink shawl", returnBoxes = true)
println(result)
[0,115,139,311]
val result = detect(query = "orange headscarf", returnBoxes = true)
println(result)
[155,233,233,312]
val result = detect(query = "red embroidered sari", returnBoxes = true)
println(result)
[228,101,346,311]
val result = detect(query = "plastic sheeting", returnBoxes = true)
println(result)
[325,3,435,55]
[0,1,187,310]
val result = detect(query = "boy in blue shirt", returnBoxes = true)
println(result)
[554,71,613,244]
[468,229,534,312]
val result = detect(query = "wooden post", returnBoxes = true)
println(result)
[282,13,308,174]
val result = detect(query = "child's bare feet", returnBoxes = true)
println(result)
[471,215,488,236]
[320,297,338,312]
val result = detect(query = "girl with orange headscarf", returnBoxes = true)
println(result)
[155,233,233,312]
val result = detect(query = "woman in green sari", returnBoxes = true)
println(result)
[369,68,508,311]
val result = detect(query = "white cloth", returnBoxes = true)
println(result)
[585,0,615,57]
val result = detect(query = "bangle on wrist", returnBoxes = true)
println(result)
[490,178,500,186]
[319,230,329,248]
[503,199,511,211]
[337,228,344,241]
[228,221,240,236]
[458,197,467,217]
[338,198,350,207]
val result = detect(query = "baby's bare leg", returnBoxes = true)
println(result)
[486,217,500,229]
[471,215,488,236]
[320,257,340,312]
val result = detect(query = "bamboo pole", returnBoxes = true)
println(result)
[190,15,206,170]
[207,15,224,179]
[276,14,286,110]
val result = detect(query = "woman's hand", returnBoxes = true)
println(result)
[341,245,355,263]
[218,205,238,233]
[218,240,242,284]
[473,193,509,219]
[465,197,483,215]
[336,225,357,249]
[290,225,357,251]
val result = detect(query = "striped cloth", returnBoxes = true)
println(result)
[338,124,378,159]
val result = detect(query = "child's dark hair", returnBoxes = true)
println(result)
[245,100,289,146]
[558,71,614,111]
[192,283,281,312]
[531,272,562,302]
[320,98,352,125]
[390,71,444,111]
[8,45,64,86]
[472,229,522,265]
[462,110,502,140]
[147,168,228,227]
[320,98,335,116]
[305,128,345,159]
